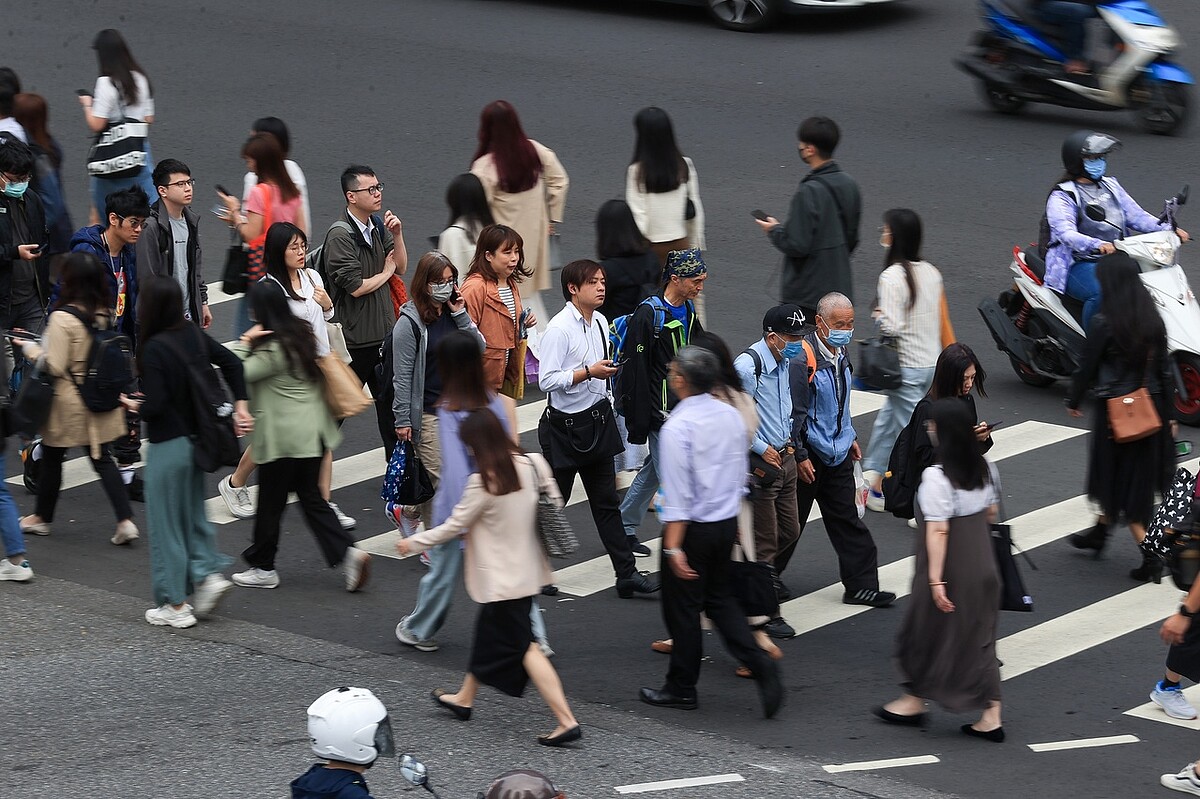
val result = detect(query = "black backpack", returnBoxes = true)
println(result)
[882,399,926,520]
[61,307,133,412]
[1036,182,1080,260]
[375,315,419,418]
[161,328,241,472]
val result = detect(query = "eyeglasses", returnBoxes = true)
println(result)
[287,242,308,253]
[348,183,385,196]
[165,178,195,189]
[2,172,31,183]
[117,216,148,230]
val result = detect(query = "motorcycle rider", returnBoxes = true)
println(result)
[1030,0,1100,75]
[291,686,395,799]
[1044,130,1189,331]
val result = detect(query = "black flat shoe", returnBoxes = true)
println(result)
[431,689,471,720]
[639,687,698,710]
[1069,523,1108,557]
[961,723,1005,743]
[617,572,660,598]
[872,705,927,726]
[537,725,582,747]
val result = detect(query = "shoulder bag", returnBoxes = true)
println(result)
[526,454,578,558]
[317,353,372,420]
[536,320,623,469]
[222,227,250,295]
[9,357,55,438]
[85,96,148,180]
[1107,387,1162,443]
[987,492,1035,613]
[857,322,902,391]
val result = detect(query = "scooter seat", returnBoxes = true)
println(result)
[1023,247,1047,281]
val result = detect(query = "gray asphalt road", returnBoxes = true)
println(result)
[5,0,1200,797]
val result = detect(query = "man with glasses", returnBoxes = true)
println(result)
[138,159,210,328]
[0,137,48,344]
[323,165,408,452]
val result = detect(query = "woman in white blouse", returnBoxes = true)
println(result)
[862,209,945,508]
[437,173,495,271]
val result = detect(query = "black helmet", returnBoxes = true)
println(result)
[1061,130,1122,178]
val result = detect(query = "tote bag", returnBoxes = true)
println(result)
[317,354,371,419]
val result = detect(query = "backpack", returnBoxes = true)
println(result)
[881,408,923,519]
[374,314,420,419]
[1036,181,1080,260]
[60,307,134,413]
[161,328,241,472]
[609,295,680,365]
[306,216,383,296]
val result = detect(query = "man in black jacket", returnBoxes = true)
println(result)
[756,117,861,322]
[138,159,210,328]
[0,136,49,340]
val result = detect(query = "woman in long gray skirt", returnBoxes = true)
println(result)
[873,398,1005,742]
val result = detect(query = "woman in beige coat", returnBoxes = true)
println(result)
[397,408,580,748]
[16,252,137,545]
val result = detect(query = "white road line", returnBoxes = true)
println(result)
[1125,685,1200,730]
[1027,734,1140,752]
[822,755,940,773]
[614,774,745,794]
[205,282,240,307]
[983,420,1086,461]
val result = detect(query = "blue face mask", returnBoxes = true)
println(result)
[2,179,28,198]
[1084,157,1107,180]
[781,340,807,360]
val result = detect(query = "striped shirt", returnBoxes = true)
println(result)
[873,260,943,369]
[497,284,517,321]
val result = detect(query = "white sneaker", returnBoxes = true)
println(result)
[1153,683,1199,720]
[18,516,50,536]
[231,568,280,589]
[218,476,255,519]
[329,502,357,531]
[1162,765,1200,796]
[395,618,439,652]
[343,547,371,592]
[111,519,139,546]
[193,573,233,617]
[907,518,918,529]
[145,604,197,629]
[0,558,34,582]
[865,488,887,513]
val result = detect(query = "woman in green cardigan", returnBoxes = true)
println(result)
[229,282,370,593]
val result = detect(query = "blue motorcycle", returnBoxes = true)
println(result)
[957,0,1192,135]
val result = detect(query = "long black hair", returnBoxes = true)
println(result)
[883,208,922,310]
[93,29,151,105]
[53,252,111,320]
[928,343,987,400]
[445,173,494,232]
[135,276,187,374]
[595,199,651,260]
[263,222,307,302]
[1097,251,1166,366]
[930,397,989,491]
[630,107,687,194]
[247,281,321,382]
[438,330,490,412]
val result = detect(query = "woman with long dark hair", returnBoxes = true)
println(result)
[132,277,250,629]
[863,209,945,508]
[438,173,495,271]
[470,100,568,326]
[223,133,305,269]
[228,282,369,593]
[460,224,536,396]
[626,107,706,265]
[13,93,73,259]
[242,117,310,235]
[79,29,155,219]
[595,199,659,323]
[14,252,137,545]
[1067,252,1175,581]
[876,398,1005,742]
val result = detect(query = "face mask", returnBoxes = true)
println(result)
[1084,157,1107,180]
[430,282,455,303]
[823,325,853,348]
[781,340,807,360]
[2,180,28,198]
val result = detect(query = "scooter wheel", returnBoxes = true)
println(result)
[1009,355,1054,388]
[1174,353,1200,426]
[982,83,1026,115]
[1135,81,1189,136]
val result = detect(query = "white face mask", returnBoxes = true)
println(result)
[430,281,455,303]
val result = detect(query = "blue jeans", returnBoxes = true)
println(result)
[0,478,25,559]
[863,365,937,476]
[1035,1,1099,61]
[620,429,660,538]
[1066,260,1101,331]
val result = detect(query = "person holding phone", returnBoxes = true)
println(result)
[0,136,50,359]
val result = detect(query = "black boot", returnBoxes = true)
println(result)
[1069,522,1108,556]
[1130,552,1164,584]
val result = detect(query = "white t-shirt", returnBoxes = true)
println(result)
[263,270,334,357]
[243,159,311,236]
[0,118,27,143]
[916,463,1001,522]
[91,73,154,121]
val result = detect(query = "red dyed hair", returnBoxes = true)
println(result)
[472,100,541,194]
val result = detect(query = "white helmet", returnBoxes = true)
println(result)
[306,687,395,766]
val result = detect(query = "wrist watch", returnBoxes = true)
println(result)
[662,548,682,558]
[1181,605,1195,618]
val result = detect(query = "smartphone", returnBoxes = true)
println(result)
[983,420,1005,432]
[1178,440,1194,457]
[449,287,461,305]
[214,184,231,197]
[75,89,92,97]
[751,209,771,222]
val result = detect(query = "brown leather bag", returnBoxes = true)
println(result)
[1107,387,1163,443]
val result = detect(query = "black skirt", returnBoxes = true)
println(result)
[469,596,535,698]
[1085,394,1174,526]
[1168,614,1200,683]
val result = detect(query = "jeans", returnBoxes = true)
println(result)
[405,536,464,641]
[1065,260,1101,331]
[1035,1,1099,61]
[0,477,25,559]
[620,429,660,538]
[862,365,937,476]
[233,296,254,339]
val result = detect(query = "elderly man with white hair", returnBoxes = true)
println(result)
[780,292,896,609]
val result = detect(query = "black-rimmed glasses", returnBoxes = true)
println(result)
[348,183,385,196]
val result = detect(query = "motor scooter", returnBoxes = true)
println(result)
[957,0,1192,135]
[978,186,1200,424]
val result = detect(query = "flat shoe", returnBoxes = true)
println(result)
[961,723,1005,743]
[537,725,582,747]
[651,639,673,654]
[872,705,927,726]
[735,665,754,679]
[431,689,471,721]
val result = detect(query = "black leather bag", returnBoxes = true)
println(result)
[10,360,55,438]
[397,441,435,505]
[538,398,624,470]
[992,522,1035,612]
[748,450,783,488]
[222,236,250,295]
[857,333,902,390]
[730,559,779,618]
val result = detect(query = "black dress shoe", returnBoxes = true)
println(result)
[1130,552,1164,584]
[754,659,785,719]
[961,723,1005,743]
[763,616,796,640]
[617,572,660,598]
[541,584,560,596]
[772,573,793,602]
[639,687,697,710]
[1069,522,1108,557]
[431,689,472,720]
[628,536,652,557]
[872,705,927,726]
[537,725,582,747]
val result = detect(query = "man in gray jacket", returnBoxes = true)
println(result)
[756,117,861,322]
[138,159,210,327]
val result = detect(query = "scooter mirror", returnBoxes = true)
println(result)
[1084,203,1107,223]
[1179,185,1189,207]
[400,753,428,786]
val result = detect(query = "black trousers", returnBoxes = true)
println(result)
[243,456,354,570]
[347,344,396,460]
[35,443,132,523]
[780,452,880,592]
[661,517,769,697]
[553,457,636,580]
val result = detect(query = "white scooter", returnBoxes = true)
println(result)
[978,186,1200,424]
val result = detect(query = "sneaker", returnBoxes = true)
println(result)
[628,536,652,557]
[1162,765,1200,796]
[231,568,280,589]
[866,488,886,513]
[343,547,371,592]
[218,476,255,519]
[18,516,50,536]
[111,519,139,546]
[763,616,797,640]
[395,618,439,652]
[1153,682,1199,720]
[145,604,197,629]
[0,558,33,582]
[844,588,897,608]
[387,502,423,537]
[330,502,357,531]
[193,573,233,617]
[907,517,918,529]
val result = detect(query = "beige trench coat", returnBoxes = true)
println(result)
[470,139,568,294]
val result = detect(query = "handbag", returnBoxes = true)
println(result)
[527,454,578,557]
[729,559,779,617]
[222,233,250,295]
[538,398,624,470]
[500,339,527,400]
[748,450,783,489]
[1107,386,1163,443]
[316,353,372,419]
[9,358,55,438]
[992,520,1035,612]
[857,330,902,390]
[381,440,435,506]
[85,98,148,180]
[326,322,352,364]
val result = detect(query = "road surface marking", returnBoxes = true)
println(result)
[614,773,744,794]
[822,755,940,773]
[1027,734,1140,752]
[1125,685,1200,730]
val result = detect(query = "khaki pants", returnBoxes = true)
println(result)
[749,454,801,569]
[414,412,442,524]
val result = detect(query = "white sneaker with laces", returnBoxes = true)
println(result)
[193,573,233,616]
[231,568,280,589]
[1153,683,1199,720]
[1162,765,1200,796]
[395,618,439,652]
[329,502,357,531]
[218,476,255,519]
[0,558,34,581]
[343,547,371,592]
[145,604,197,629]
[111,519,139,546]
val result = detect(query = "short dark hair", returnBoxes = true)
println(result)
[0,136,34,176]
[560,259,604,302]
[104,186,151,220]
[797,116,840,159]
[673,346,719,394]
[152,158,190,188]
[341,164,376,196]
[0,67,18,117]
[251,116,290,155]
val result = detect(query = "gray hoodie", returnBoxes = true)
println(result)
[391,301,485,441]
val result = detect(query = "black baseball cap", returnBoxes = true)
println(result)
[763,304,807,335]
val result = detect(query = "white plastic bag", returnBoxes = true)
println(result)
[853,461,868,519]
